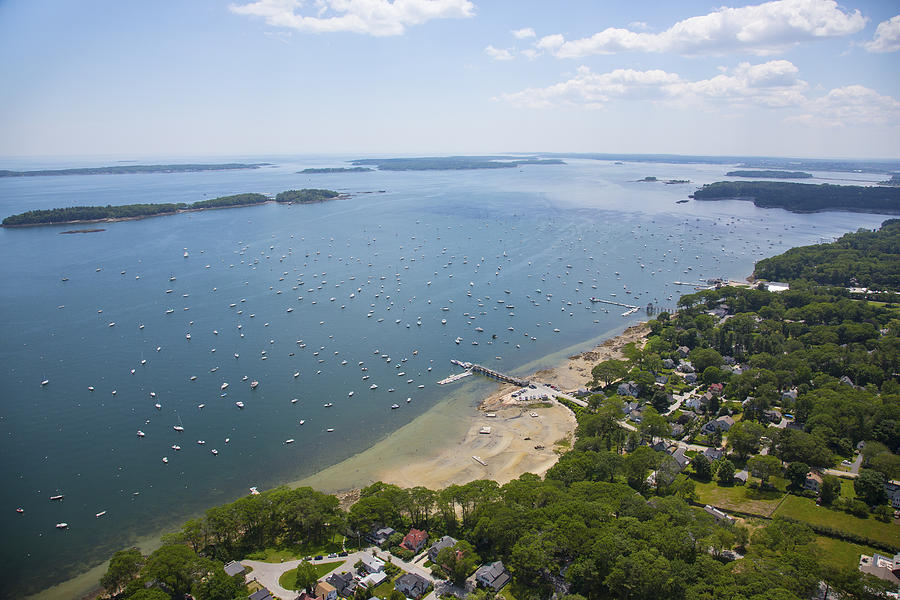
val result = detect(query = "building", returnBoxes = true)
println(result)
[703,447,724,462]
[765,281,790,292]
[395,572,431,598]
[617,382,640,397]
[358,571,388,588]
[859,553,900,586]
[804,471,823,493]
[427,535,458,562]
[249,588,274,600]
[366,526,396,546]
[401,528,429,553]
[475,561,511,591]
[315,581,337,600]
[734,470,749,485]
[325,571,357,597]
[701,416,734,434]
[886,480,900,509]
[359,554,385,574]
[224,560,246,577]
[704,505,735,525]
[671,447,691,471]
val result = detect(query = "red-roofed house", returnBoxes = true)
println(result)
[401,528,429,553]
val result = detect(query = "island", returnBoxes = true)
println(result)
[2,190,342,227]
[0,163,269,177]
[298,167,374,174]
[726,170,813,179]
[879,174,900,187]
[690,181,900,214]
[349,156,565,171]
[639,176,692,184]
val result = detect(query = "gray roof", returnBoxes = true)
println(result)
[249,589,273,600]
[428,535,458,558]
[223,560,245,577]
[395,572,430,595]
[476,561,511,590]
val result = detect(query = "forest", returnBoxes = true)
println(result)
[274,189,343,203]
[754,219,900,290]
[691,181,900,214]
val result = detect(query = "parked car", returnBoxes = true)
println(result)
[339,551,348,557]
[314,555,324,560]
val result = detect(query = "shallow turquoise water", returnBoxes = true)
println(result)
[0,156,888,597]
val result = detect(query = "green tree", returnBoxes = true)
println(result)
[716,459,736,486]
[692,454,712,482]
[101,548,144,596]
[592,359,628,387]
[854,469,888,506]
[127,589,170,600]
[786,462,810,491]
[192,566,246,600]
[820,475,841,505]
[747,455,783,485]
[142,545,200,598]
[690,348,724,373]
[728,421,766,458]
[638,407,671,443]
[293,560,318,592]
[436,540,481,586]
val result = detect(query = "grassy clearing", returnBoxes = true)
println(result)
[694,480,785,517]
[276,563,342,592]
[813,536,880,572]
[841,479,857,499]
[244,538,346,563]
[774,495,900,548]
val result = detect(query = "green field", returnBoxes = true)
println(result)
[244,538,346,562]
[277,561,343,591]
[774,495,900,548]
[694,480,785,517]
[813,537,880,572]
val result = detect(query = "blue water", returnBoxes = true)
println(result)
[0,156,889,598]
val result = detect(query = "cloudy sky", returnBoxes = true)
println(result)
[1,0,898,159]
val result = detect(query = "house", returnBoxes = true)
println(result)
[395,572,431,598]
[734,470,749,485]
[326,571,357,597]
[628,408,644,424]
[367,526,396,546]
[676,411,696,425]
[678,361,695,373]
[677,346,690,358]
[671,447,691,471]
[651,440,668,453]
[359,554,385,574]
[623,401,639,416]
[684,397,706,412]
[428,535,458,562]
[655,374,669,385]
[704,505,735,525]
[886,480,900,509]
[617,382,640,397]
[662,358,676,369]
[358,571,388,589]
[224,560,246,577]
[765,281,790,292]
[702,416,734,434]
[763,409,781,424]
[683,373,698,384]
[781,388,798,401]
[401,528,429,553]
[671,423,685,438]
[315,581,337,600]
[249,589,274,600]
[708,383,724,395]
[475,561,511,591]
[296,593,318,600]
[804,471,823,493]
[703,447,724,462]
[859,553,900,586]
[722,356,736,365]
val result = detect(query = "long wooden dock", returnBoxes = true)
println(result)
[445,360,530,387]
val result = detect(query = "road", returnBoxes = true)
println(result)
[242,547,439,600]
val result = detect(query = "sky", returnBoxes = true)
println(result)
[0,0,898,159]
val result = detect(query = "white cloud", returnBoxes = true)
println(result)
[541,0,866,58]
[511,27,535,39]
[497,60,809,109]
[229,0,475,36]
[865,14,900,53]
[628,21,649,31]
[790,85,900,126]
[536,34,564,50]
[485,45,514,61]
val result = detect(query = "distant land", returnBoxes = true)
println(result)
[1,189,343,227]
[298,167,373,174]
[535,153,900,175]
[350,156,565,171]
[638,176,691,184]
[0,163,269,178]
[880,174,900,186]
[726,170,813,179]
[691,181,900,214]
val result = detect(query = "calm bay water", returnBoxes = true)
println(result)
[0,156,889,598]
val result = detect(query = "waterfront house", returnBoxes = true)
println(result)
[428,535,458,562]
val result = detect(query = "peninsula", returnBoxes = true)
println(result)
[690,181,900,214]
[2,189,343,227]
[725,170,813,178]
[0,163,269,178]
[350,156,565,171]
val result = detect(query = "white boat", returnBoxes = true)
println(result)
[291,398,298,404]
[324,402,333,407]
[348,391,354,397]
[211,449,218,455]
[172,445,181,450]
[370,384,378,389]
[326,428,334,432]
[137,430,145,437]
[250,381,259,389]
[56,523,68,529]
[41,379,49,386]
[173,425,184,432]
[285,439,295,444]
[185,333,191,340]
[197,440,205,445]
[391,404,399,409]
[299,419,305,425]
[235,401,244,409]
[155,403,161,410]
[95,511,107,517]
[162,457,168,463]
[49,494,64,501]
[293,372,300,378]
[221,383,228,390]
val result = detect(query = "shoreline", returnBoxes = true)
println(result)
[28,321,649,600]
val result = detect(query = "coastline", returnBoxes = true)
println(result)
[28,320,649,600]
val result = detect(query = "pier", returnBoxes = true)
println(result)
[444,359,531,387]
[437,370,473,385]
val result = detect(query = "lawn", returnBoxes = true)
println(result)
[370,573,401,597]
[694,480,785,517]
[813,536,880,572]
[841,479,857,499]
[774,495,900,548]
[277,561,343,591]
[244,538,346,562]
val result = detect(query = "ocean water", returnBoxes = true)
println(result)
[0,156,889,598]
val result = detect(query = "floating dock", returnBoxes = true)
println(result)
[589,297,638,310]
[437,370,473,385]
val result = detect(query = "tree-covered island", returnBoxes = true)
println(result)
[0,163,269,177]
[2,190,343,227]
[350,156,565,171]
[298,167,374,174]
[691,181,900,214]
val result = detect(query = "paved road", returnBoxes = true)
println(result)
[242,547,439,599]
